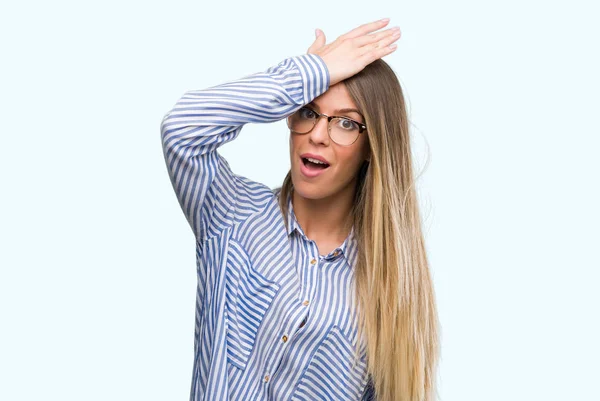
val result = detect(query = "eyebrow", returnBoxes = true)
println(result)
[307,101,364,120]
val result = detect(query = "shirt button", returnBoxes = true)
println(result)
[264,374,270,383]
[310,258,317,265]
[302,300,309,306]
[333,250,339,257]
[282,335,288,343]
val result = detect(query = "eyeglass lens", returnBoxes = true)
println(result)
[287,107,361,146]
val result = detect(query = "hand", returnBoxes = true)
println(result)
[307,19,401,86]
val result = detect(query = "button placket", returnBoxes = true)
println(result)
[262,315,296,390]
[304,243,318,303]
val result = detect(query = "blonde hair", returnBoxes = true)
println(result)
[276,59,440,401]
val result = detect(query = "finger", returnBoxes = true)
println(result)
[353,27,400,48]
[307,29,326,54]
[317,29,326,46]
[359,29,400,57]
[339,18,390,41]
[360,41,398,63]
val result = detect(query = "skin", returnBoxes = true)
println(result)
[289,83,370,255]
[288,19,400,255]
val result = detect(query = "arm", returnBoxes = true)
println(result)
[160,54,330,240]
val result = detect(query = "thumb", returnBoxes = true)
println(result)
[315,28,326,46]
[307,28,326,53]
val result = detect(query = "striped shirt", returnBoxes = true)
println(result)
[160,53,373,401]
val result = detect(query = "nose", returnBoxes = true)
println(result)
[309,116,330,145]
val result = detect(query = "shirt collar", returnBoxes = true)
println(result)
[283,189,358,269]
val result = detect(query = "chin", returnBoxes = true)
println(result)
[289,158,345,200]
[293,179,348,202]
[290,174,329,200]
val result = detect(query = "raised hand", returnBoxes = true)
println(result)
[307,19,401,86]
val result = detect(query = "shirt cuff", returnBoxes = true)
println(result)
[290,53,331,105]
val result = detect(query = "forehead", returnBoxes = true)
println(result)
[313,83,353,106]
[309,83,363,119]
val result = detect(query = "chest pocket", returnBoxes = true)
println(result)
[225,239,280,371]
[290,325,369,401]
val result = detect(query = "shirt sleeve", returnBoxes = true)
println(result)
[160,53,330,241]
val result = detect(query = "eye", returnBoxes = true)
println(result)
[299,107,317,119]
[337,118,359,131]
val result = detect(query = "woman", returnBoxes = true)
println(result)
[160,18,440,401]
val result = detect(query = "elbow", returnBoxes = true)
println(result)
[160,112,171,140]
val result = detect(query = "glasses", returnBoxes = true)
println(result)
[286,106,367,146]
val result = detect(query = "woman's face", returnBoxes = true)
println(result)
[289,82,370,200]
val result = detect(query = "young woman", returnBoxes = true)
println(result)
[160,18,440,401]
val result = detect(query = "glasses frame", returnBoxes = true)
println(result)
[286,106,368,147]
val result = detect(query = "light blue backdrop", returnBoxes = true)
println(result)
[1,0,598,400]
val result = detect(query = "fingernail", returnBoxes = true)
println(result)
[380,18,390,22]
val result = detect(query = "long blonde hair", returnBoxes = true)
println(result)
[276,59,440,401]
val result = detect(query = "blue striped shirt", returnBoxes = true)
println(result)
[160,53,373,401]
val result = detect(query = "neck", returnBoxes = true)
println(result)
[291,178,356,243]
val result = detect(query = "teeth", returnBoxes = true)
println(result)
[306,157,327,165]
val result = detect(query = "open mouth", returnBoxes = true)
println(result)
[301,157,330,170]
